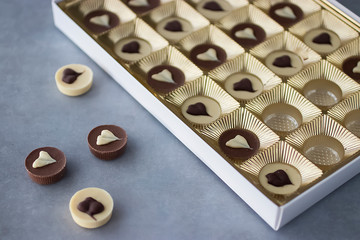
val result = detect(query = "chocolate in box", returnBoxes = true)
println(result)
[52,0,360,230]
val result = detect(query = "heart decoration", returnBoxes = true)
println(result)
[197,48,219,62]
[352,61,360,74]
[151,69,175,84]
[235,28,257,40]
[203,1,223,11]
[186,102,210,116]
[164,20,183,32]
[275,6,296,20]
[62,68,83,84]
[96,130,120,146]
[32,151,56,168]
[122,41,140,53]
[225,135,252,149]
[77,197,104,220]
[273,55,292,68]
[312,32,332,45]
[89,14,111,27]
[233,78,256,92]
[128,0,149,7]
[266,170,293,187]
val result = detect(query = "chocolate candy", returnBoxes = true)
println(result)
[83,10,119,34]
[87,125,127,160]
[218,129,260,160]
[156,17,193,42]
[126,0,160,14]
[197,0,232,21]
[304,29,341,55]
[69,187,114,229]
[342,56,360,82]
[181,96,221,125]
[114,37,152,62]
[265,50,303,77]
[25,147,66,185]
[269,3,303,28]
[231,23,266,48]
[55,64,93,96]
[190,44,227,70]
[147,65,185,94]
[186,102,210,116]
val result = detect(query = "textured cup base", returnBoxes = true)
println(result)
[88,144,127,160]
[27,167,66,185]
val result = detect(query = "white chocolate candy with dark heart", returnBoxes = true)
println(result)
[197,0,232,21]
[259,163,301,195]
[224,73,263,101]
[156,17,193,42]
[265,50,303,77]
[304,29,341,55]
[114,37,152,62]
[69,187,114,229]
[181,96,221,125]
[55,64,93,96]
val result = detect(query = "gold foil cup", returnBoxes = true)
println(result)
[286,115,360,169]
[238,141,323,203]
[178,25,245,70]
[253,0,321,22]
[250,31,321,79]
[131,46,203,95]
[216,5,284,48]
[120,0,173,15]
[200,107,280,164]
[164,76,240,129]
[143,0,210,43]
[287,60,360,110]
[289,10,358,56]
[328,92,360,138]
[246,83,322,137]
[208,53,282,104]
[68,0,136,35]
[98,18,169,64]
[327,38,360,69]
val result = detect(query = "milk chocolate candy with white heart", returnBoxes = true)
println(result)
[269,3,303,28]
[231,23,266,48]
[218,129,260,160]
[83,10,119,34]
[69,187,113,229]
[190,44,227,70]
[126,0,160,14]
[342,56,360,82]
[88,125,127,160]
[55,64,93,96]
[25,147,66,185]
[147,65,185,94]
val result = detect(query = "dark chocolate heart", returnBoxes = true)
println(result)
[122,41,140,53]
[77,197,104,220]
[164,20,183,32]
[266,170,292,187]
[273,55,292,68]
[233,78,256,92]
[62,68,82,84]
[186,102,210,116]
[203,1,223,11]
[312,32,332,45]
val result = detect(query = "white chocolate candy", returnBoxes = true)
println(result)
[225,135,252,149]
[197,48,219,62]
[353,61,360,73]
[113,38,152,62]
[151,69,175,84]
[181,96,222,125]
[32,151,56,168]
[69,187,113,229]
[128,0,149,7]
[156,17,193,42]
[96,130,120,146]
[275,6,296,19]
[55,64,93,96]
[89,15,111,27]
[235,28,257,40]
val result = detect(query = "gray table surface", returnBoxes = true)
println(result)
[1,0,360,239]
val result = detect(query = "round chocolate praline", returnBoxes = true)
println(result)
[83,10,119,34]
[126,0,160,14]
[88,125,127,160]
[218,129,260,160]
[25,147,66,185]
[269,3,303,28]
[231,23,266,48]
[342,56,360,82]
[190,44,227,70]
[147,65,185,94]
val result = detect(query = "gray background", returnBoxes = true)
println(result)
[1,0,359,239]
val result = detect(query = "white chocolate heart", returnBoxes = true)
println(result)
[352,61,360,73]
[128,0,149,7]
[89,15,111,27]
[235,28,257,40]
[225,135,252,149]
[96,130,120,146]
[197,48,219,62]
[275,6,297,20]
[32,151,57,168]
[151,69,175,83]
